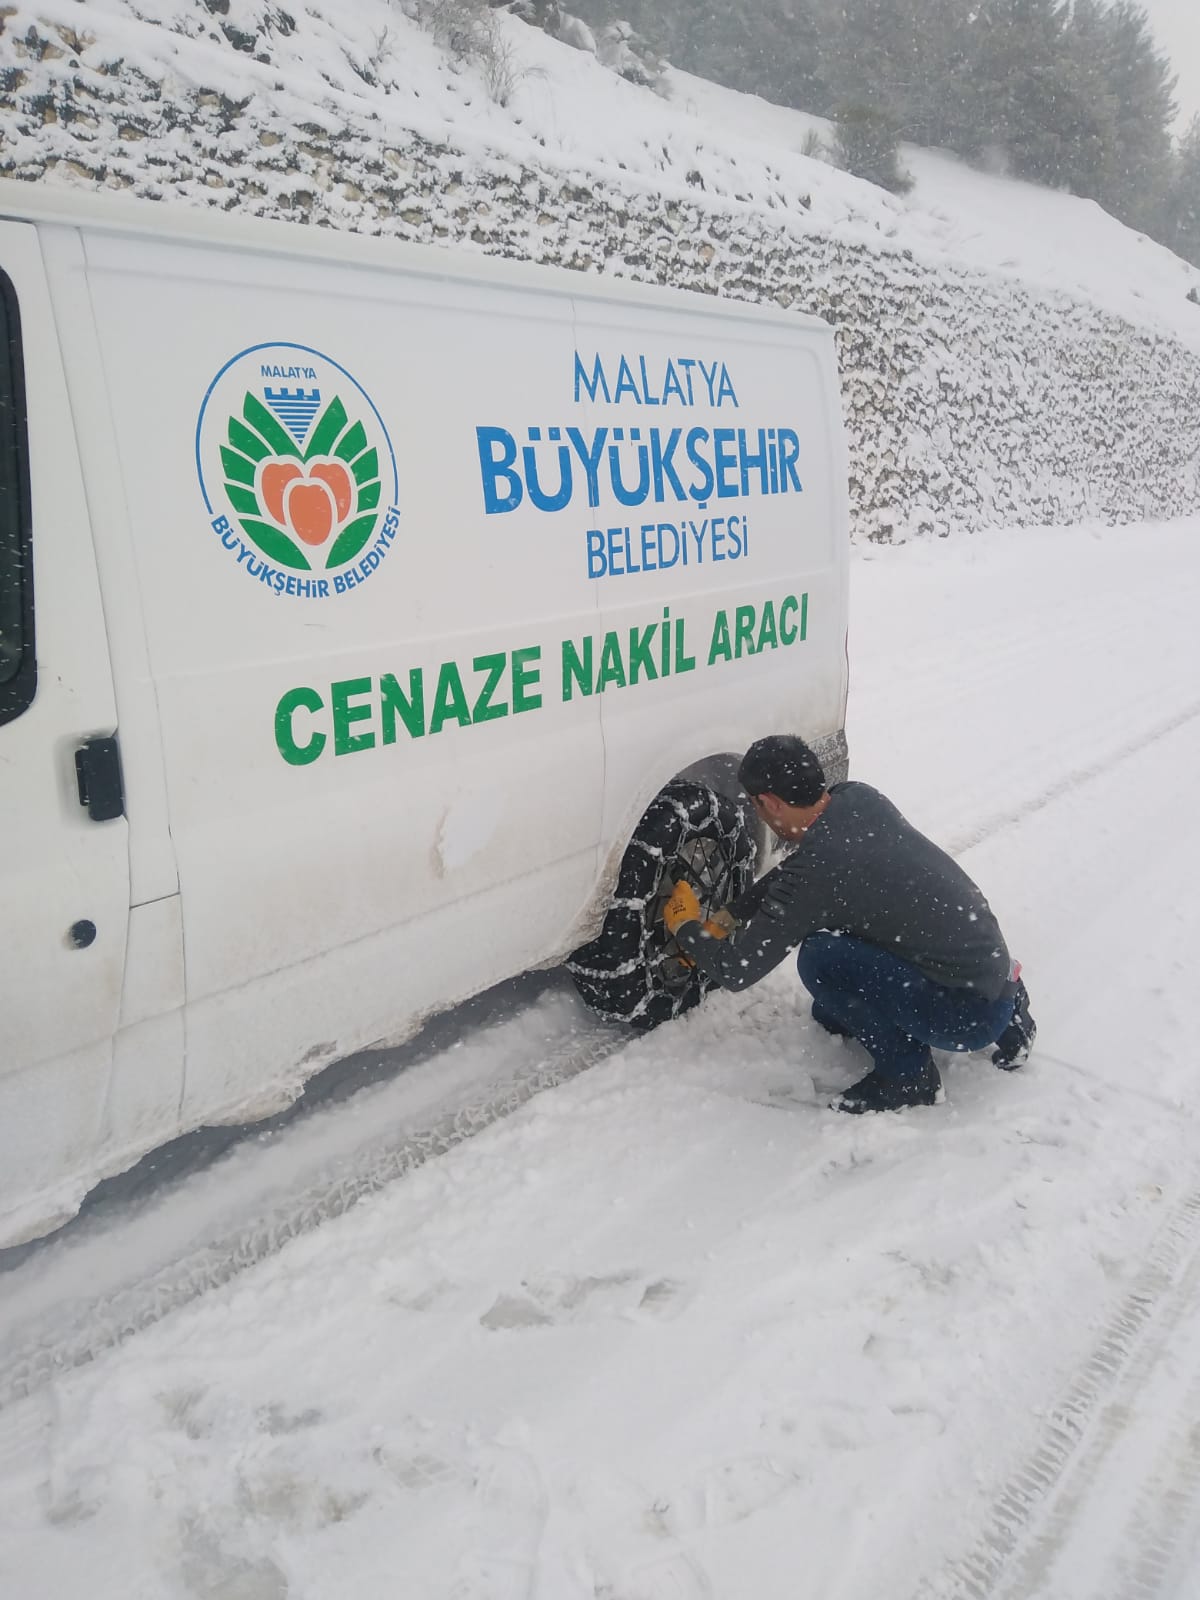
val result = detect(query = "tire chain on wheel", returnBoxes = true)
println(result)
[567,780,755,1031]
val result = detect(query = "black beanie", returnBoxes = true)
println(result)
[738,735,827,806]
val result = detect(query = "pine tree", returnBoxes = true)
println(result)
[970,0,1079,184]
[913,0,984,155]
[822,0,927,190]
[826,0,923,131]
[661,0,829,114]
[1167,116,1200,269]
[756,0,829,114]
[1089,1,1176,232]
[1057,0,1122,194]
[832,102,914,192]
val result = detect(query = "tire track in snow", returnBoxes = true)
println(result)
[0,1023,626,1413]
[917,1187,1200,1600]
[1112,1389,1200,1600]
[851,528,1200,856]
[943,695,1200,857]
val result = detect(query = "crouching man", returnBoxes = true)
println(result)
[663,735,1036,1113]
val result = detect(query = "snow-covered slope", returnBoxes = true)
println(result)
[3,0,1200,538]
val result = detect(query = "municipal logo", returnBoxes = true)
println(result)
[196,342,400,598]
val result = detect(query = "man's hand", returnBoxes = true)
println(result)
[662,884,735,941]
[662,880,702,936]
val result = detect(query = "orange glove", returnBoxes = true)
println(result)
[662,884,736,942]
[662,879,702,936]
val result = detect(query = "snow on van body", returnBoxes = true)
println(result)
[0,180,849,1246]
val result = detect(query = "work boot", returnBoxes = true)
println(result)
[832,1055,943,1114]
[992,979,1036,1070]
[811,1003,854,1038]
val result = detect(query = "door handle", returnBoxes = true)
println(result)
[75,734,125,823]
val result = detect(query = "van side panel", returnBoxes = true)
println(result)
[82,233,606,1120]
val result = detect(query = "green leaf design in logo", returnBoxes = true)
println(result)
[222,393,311,571]
[219,390,386,576]
[304,397,385,570]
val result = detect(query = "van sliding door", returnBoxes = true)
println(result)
[0,223,130,1243]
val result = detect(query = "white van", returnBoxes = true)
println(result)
[0,180,849,1247]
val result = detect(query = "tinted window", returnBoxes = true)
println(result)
[0,268,34,723]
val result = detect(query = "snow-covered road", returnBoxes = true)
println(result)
[4,518,1200,1600]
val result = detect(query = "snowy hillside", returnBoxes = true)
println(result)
[4,0,1200,538]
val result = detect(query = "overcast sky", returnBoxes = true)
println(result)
[1136,0,1200,132]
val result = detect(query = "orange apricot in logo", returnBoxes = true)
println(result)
[286,481,336,546]
[310,461,354,524]
[261,461,304,526]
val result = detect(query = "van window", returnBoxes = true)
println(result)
[0,267,34,725]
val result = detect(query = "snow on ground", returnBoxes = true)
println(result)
[3,517,1200,1599]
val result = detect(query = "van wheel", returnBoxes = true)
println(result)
[567,781,755,1031]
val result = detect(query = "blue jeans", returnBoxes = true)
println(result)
[797,932,1016,1082]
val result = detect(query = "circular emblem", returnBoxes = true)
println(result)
[196,342,400,598]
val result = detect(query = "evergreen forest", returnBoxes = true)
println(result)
[560,0,1200,270]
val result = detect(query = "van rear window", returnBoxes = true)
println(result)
[0,267,34,723]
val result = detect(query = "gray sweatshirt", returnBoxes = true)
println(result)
[676,781,1012,1000]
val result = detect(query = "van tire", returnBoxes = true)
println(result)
[567,780,755,1031]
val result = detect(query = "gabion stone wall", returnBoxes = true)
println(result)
[4,11,1199,539]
